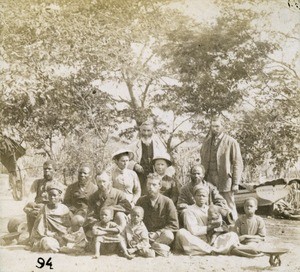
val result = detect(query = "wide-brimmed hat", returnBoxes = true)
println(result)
[152,153,172,166]
[111,149,134,161]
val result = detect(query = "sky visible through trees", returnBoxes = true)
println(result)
[0,0,299,182]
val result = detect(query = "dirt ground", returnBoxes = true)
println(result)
[0,174,299,272]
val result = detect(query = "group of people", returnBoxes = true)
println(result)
[23,117,266,259]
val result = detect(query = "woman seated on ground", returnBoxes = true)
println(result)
[152,153,179,205]
[175,184,239,256]
[29,183,72,253]
[110,149,141,207]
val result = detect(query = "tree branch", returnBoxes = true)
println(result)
[110,95,131,106]
[172,114,195,133]
[266,57,300,80]
[142,53,154,68]
[141,78,153,108]
[170,138,190,152]
[121,70,140,109]
[274,31,300,42]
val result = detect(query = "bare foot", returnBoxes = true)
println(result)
[92,255,100,259]
[127,248,137,255]
[124,253,134,260]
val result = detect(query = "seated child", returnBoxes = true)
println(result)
[121,206,155,258]
[152,154,179,205]
[92,207,131,259]
[232,197,266,257]
[60,215,87,254]
[207,205,229,245]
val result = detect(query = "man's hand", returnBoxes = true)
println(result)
[178,203,188,210]
[148,232,159,241]
[239,235,247,242]
[31,209,40,216]
[46,230,56,237]
[232,185,239,193]
[134,164,144,173]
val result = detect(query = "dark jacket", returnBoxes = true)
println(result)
[64,181,98,214]
[200,133,243,192]
[137,194,179,233]
[177,180,228,209]
[88,187,132,220]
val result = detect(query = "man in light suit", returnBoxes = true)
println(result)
[200,117,243,220]
[128,119,167,195]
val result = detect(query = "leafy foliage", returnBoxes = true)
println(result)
[0,0,299,185]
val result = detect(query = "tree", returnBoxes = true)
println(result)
[0,0,194,176]
[1,0,298,185]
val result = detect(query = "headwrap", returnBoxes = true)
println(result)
[192,184,209,196]
[46,182,64,194]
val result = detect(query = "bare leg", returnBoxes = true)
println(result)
[93,236,101,259]
[119,239,134,260]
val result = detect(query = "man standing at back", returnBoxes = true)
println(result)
[129,119,167,195]
[200,116,243,220]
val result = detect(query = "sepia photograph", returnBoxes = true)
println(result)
[0,0,299,271]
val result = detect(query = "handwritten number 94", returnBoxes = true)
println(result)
[36,257,53,269]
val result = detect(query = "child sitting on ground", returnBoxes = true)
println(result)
[207,205,229,245]
[232,197,266,257]
[121,206,155,258]
[92,207,132,259]
[60,215,87,254]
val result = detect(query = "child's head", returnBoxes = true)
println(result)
[100,207,114,223]
[71,215,85,231]
[207,205,222,222]
[193,185,209,207]
[153,159,168,175]
[47,183,63,205]
[243,197,258,216]
[152,154,172,176]
[130,206,144,225]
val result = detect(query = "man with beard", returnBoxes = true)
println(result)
[200,117,243,220]
[136,173,179,256]
[24,160,62,233]
[128,119,168,195]
[177,165,229,224]
[64,163,97,217]
[88,172,131,233]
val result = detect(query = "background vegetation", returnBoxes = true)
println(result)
[1,0,299,187]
